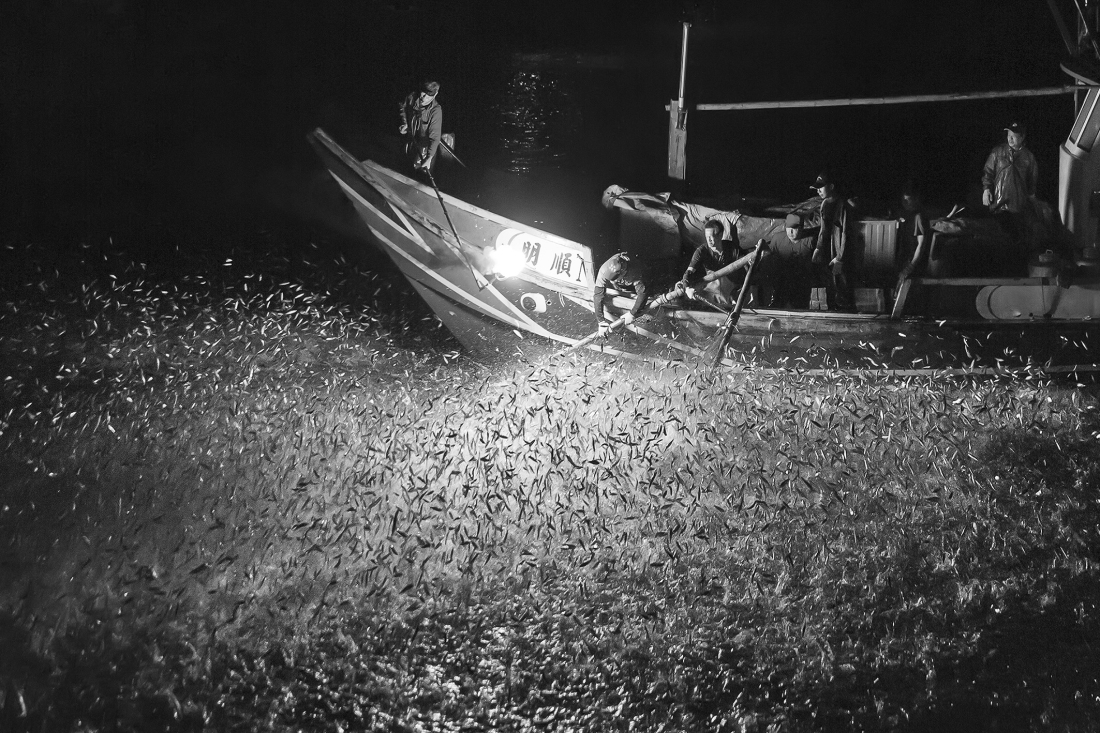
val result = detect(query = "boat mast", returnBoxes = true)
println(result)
[667,22,690,182]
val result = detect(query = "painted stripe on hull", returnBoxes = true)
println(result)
[336,164,571,336]
[331,172,433,254]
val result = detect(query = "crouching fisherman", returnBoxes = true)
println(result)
[593,252,649,337]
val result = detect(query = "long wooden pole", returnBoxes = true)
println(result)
[705,240,765,369]
[665,85,1080,112]
[554,314,630,359]
[677,22,690,111]
[552,289,678,360]
[438,138,466,168]
[425,170,488,290]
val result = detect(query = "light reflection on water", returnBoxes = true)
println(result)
[492,66,583,175]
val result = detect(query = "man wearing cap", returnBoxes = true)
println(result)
[982,122,1037,267]
[764,213,817,308]
[982,122,1037,214]
[809,172,856,311]
[399,80,443,173]
[593,252,649,337]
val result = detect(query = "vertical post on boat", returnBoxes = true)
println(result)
[668,22,690,181]
[677,21,690,122]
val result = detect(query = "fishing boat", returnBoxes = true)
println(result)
[309,7,1100,374]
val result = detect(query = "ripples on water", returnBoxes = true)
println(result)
[493,66,583,175]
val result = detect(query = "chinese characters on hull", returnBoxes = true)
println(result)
[496,228,591,287]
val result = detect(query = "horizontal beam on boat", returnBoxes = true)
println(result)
[667,86,1083,111]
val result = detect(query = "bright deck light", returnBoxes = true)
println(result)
[490,246,526,278]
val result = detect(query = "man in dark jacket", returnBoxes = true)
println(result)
[765,213,816,308]
[896,185,930,280]
[809,172,855,312]
[678,219,739,305]
[982,121,1038,268]
[593,252,649,336]
[982,121,1037,214]
[399,80,442,173]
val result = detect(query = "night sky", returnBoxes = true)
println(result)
[0,0,1071,251]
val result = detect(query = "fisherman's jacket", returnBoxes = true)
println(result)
[814,195,851,263]
[982,142,1038,214]
[594,253,649,321]
[681,240,737,285]
[400,93,442,166]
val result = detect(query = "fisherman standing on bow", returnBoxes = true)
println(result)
[399,80,443,173]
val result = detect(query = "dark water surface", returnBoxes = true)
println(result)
[2,0,1072,262]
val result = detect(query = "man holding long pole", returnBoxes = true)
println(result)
[677,219,740,305]
[399,80,443,173]
[593,252,650,337]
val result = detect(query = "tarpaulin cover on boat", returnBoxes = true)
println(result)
[601,185,793,254]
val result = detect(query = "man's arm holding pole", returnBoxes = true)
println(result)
[699,239,769,283]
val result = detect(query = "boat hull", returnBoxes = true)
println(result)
[310,129,1100,373]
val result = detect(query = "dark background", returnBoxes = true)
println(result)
[0,0,1073,258]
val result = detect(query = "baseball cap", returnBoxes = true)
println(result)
[810,172,833,189]
[785,213,802,227]
[1005,121,1027,136]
